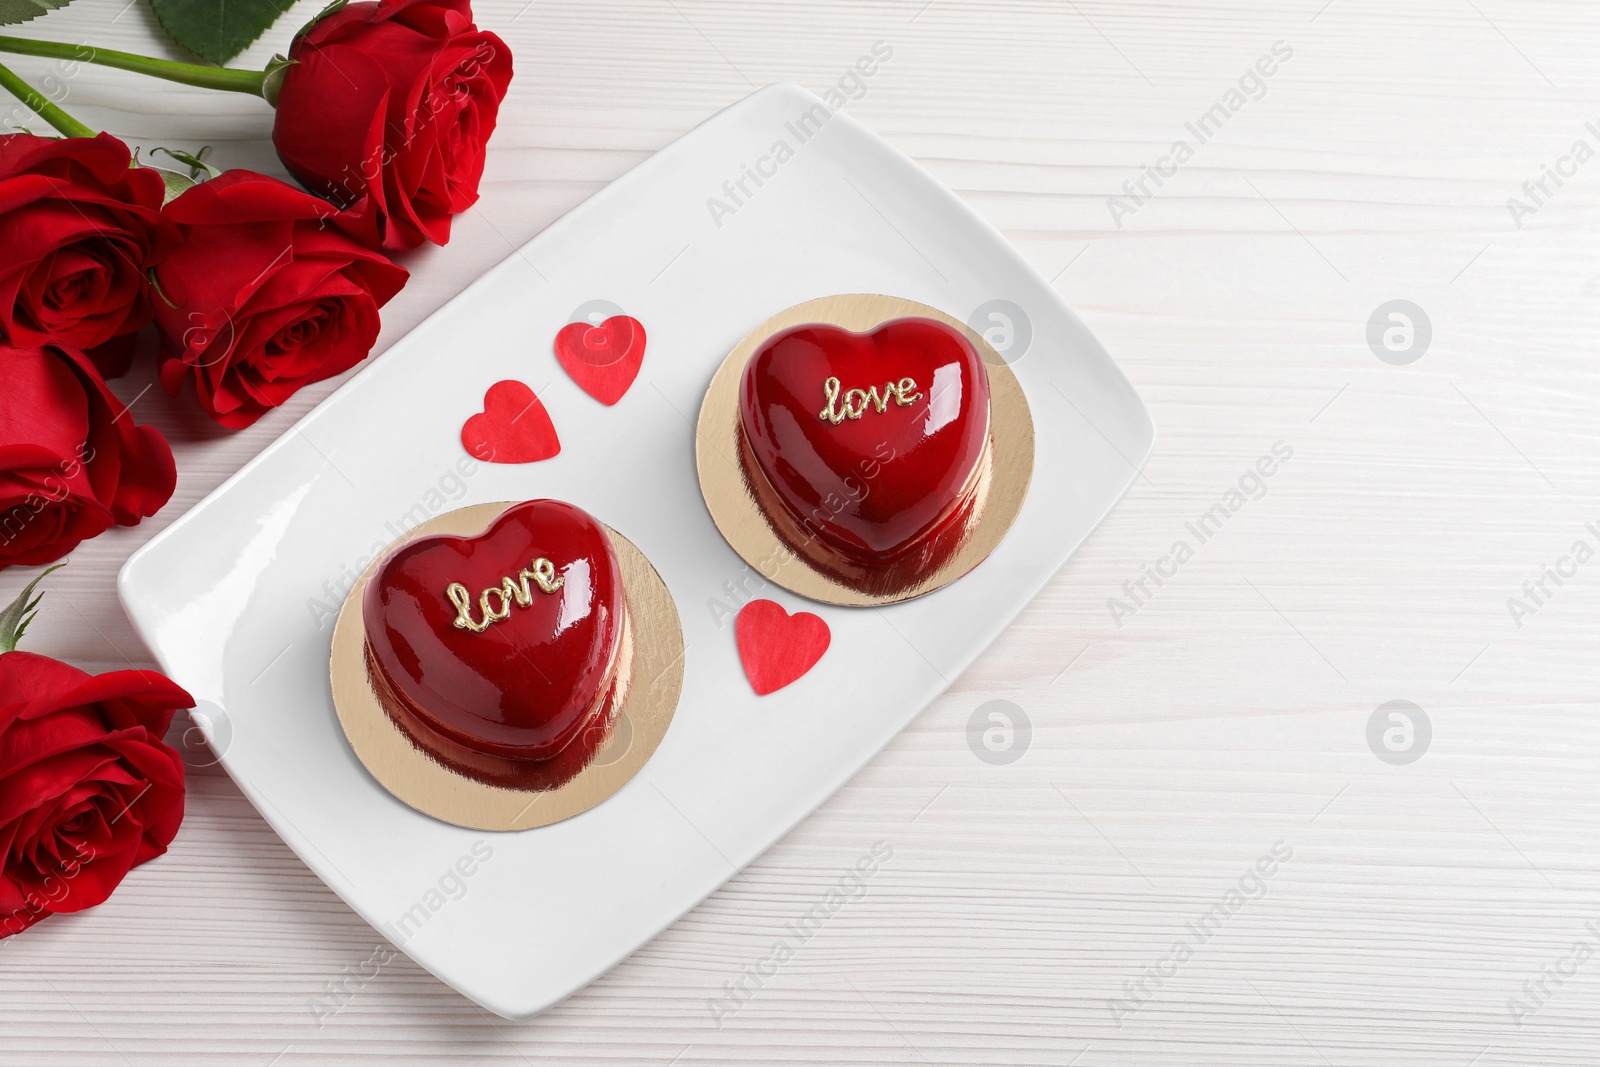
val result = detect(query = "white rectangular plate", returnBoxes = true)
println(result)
[118,83,1153,1018]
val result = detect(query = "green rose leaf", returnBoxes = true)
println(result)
[151,166,196,205]
[150,0,297,65]
[0,563,64,653]
[152,144,221,180]
[0,0,74,27]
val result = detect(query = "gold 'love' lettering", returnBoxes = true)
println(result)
[818,376,921,425]
[447,558,564,634]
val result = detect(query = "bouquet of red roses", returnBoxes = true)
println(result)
[1,0,512,564]
[0,0,512,935]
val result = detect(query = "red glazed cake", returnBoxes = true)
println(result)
[362,499,630,791]
[737,316,993,592]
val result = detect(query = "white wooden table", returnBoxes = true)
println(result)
[3,1,1598,1063]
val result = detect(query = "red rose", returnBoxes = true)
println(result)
[152,170,409,429]
[0,345,176,571]
[272,0,513,251]
[0,648,189,938]
[0,132,174,378]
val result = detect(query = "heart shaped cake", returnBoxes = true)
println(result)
[737,317,992,587]
[362,500,628,789]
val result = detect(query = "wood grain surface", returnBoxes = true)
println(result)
[2,1,1598,1064]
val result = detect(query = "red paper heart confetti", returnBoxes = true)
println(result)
[461,380,560,463]
[553,315,646,406]
[735,599,830,696]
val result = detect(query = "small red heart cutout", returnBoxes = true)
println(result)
[735,599,830,696]
[462,380,560,463]
[554,315,646,406]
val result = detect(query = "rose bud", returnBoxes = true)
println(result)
[0,132,175,378]
[0,568,190,939]
[270,0,513,252]
[151,170,409,429]
[0,345,176,571]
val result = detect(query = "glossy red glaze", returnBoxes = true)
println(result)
[367,643,623,792]
[362,500,624,763]
[738,317,991,564]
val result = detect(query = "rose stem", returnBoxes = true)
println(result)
[0,37,268,98]
[0,59,94,138]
